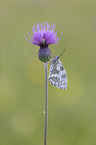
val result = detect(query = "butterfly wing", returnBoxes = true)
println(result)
[48,60,67,89]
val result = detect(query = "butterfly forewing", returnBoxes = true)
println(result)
[48,57,67,89]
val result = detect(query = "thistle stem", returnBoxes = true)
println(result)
[44,63,48,145]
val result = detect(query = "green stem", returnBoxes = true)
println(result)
[44,63,48,145]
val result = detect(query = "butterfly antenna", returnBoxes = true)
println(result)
[59,49,66,58]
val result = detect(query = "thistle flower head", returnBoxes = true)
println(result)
[25,22,62,63]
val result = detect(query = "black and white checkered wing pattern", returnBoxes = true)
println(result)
[48,60,67,89]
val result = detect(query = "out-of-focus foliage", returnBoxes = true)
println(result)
[0,0,96,145]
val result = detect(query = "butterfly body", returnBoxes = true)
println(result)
[48,56,67,89]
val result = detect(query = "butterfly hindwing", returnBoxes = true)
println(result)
[48,57,67,89]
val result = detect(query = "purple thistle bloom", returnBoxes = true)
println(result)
[25,22,62,63]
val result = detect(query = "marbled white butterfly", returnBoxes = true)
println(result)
[48,50,67,89]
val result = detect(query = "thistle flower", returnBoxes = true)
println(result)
[25,22,62,63]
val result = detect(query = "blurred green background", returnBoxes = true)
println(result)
[0,0,96,145]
